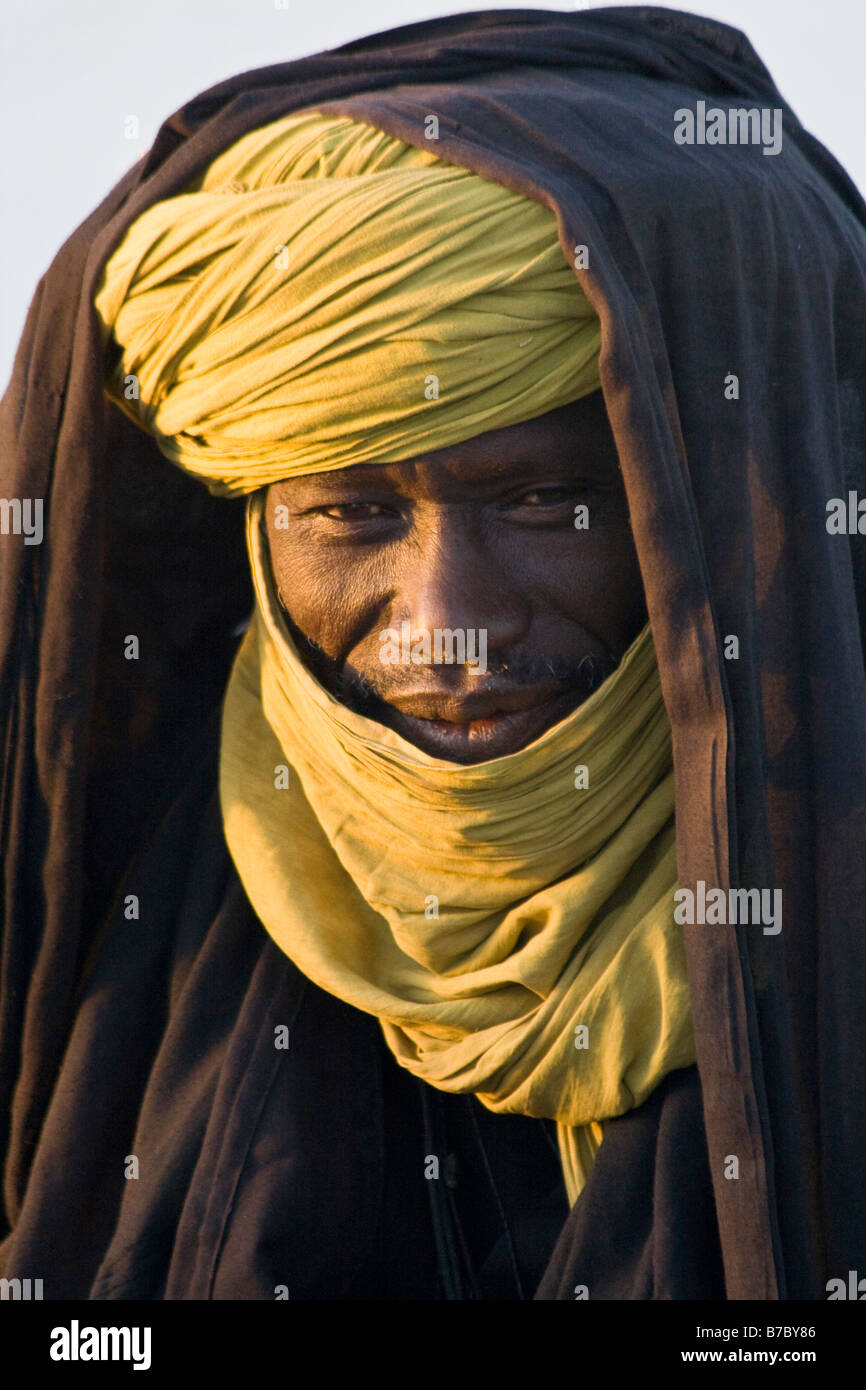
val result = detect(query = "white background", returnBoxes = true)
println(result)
[2,0,864,393]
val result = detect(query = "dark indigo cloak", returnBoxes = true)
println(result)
[2,5,865,1299]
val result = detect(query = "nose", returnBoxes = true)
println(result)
[392,506,531,662]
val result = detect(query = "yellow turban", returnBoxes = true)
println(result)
[93,109,601,495]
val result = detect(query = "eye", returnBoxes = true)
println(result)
[498,482,603,529]
[315,501,392,521]
[511,486,576,506]
[504,484,595,516]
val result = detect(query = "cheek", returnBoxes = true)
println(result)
[516,515,645,647]
[593,541,646,648]
[269,536,382,657]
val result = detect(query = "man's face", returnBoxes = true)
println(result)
[265,389,646,763]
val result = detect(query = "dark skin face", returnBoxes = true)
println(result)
[265,389,646,763]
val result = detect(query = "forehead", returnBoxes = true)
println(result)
[267,391,618,503]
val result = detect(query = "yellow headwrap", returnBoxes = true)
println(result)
[94,110,694,1207]
[93,110,601,494]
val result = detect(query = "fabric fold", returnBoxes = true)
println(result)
[219,492,695,1205]
[93,110,600,495]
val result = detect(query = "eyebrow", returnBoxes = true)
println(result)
[278,450,609,492]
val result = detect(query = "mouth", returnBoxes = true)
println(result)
[383,686,581,763]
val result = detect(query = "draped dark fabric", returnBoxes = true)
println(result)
[1,5,865,1299]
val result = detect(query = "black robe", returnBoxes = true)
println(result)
[2,5,865,1299]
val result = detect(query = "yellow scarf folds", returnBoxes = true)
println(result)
[94,109,695,1204]
[93,109,601,495]
[219,495,694,1206]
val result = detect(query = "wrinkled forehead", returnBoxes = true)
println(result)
[263,392,621,510]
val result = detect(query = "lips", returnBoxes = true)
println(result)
[383,685,579,763]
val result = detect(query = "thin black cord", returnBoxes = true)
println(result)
[540,1116,563,1162]
[420,1083,467,1299]
[466,1098,526,1300]
[436,1092,482,1301]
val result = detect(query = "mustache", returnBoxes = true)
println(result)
[284,615,616,714]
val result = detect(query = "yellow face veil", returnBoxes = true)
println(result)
[222,494,691,1206]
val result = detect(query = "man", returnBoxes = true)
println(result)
[1,6,865,1302]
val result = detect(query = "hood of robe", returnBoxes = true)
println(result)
[2,4,865,1300]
